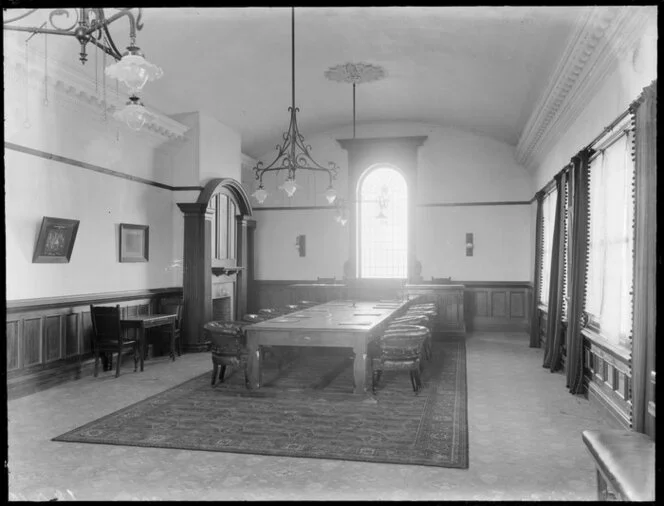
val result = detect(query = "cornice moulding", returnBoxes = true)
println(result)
[516,6,651,171]
[4,38,190,142]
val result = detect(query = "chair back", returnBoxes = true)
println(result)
[159,298,183,329]
[243,313,266,323]
[431,276,452,284]
[90,304,123,343]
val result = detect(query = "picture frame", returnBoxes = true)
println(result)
[32,216,80,263]
[119,223,149,263]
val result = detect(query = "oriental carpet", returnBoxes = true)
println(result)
[53,338,468,468]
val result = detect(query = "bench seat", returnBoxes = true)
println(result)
[582,429,655,501]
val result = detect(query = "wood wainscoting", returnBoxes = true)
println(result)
[463,282,533,332]
[6,287,182,400]
[582,330,632,430]
[252,280,533,333]
[533,306,632,430]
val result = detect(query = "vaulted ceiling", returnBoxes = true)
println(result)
[117,6,586,159]
[6,6,651,166]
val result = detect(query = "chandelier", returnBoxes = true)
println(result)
[251,7,341,205]
[3,8,163,131]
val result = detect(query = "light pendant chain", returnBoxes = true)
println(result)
[115,80,120,141]
[43,33,49,106]
[24,41,30,129]
[102,51,107,123]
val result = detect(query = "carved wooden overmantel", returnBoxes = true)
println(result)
[337,136,427,282]
[177,178,254,352]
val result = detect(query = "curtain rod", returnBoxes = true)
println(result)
[534,105,632,200]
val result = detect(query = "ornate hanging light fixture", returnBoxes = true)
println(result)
[3,8,162,131]
[251,7,341,204]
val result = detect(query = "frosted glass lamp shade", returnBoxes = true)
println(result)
[114,97,153,131]
[324,186,337,204]
[105,51,163,94]
[279,178,299,198]
[252,187,268,204]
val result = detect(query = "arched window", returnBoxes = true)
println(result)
[358,166,408,278]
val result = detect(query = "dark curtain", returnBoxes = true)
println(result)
[529,191,544,348]
[565,150,592,393]
[630,80,657,435]
[543,172,565,370]
[548,170,570,372]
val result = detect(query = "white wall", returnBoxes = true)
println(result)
[246,121,534,281]
[4,46,243,300]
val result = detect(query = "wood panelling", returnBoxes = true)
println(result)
[406,284,466,335]
[6,287,182,399]
[254,280,532,333]
[474,292,488,317]
[44,315,61,363]
[23,318,42,367]
[65,314,79,358]
[6,320,20,371]
[464,283,532,332]
[491,291,507,317]
[510,292,525,318]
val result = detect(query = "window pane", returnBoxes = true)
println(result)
[586,132,634,346]
[540,190,557,306]
[359,167,407,278]
[218,194,228,260]
[208,195,217,259]
[228,200,237,260]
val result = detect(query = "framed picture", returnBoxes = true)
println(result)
[119,223,149,263]
[32,217,80,263]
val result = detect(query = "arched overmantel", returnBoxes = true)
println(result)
[197,178,253,216]
[177,177,256,352]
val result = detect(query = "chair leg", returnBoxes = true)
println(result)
[211,361,219,386]
[94,351,100,377]
[219,365,227,382]
[134,344,139,372]
[176,337,182,357]
[115,351,121,378]
[410,370,417,392]
[413,369,422,394]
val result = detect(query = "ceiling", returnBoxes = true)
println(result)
[10,7,591,159]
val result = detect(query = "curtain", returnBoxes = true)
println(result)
[585,131,635,347]
[529,191,544,348]
[543,172,565,370]
[565,150,591,394]
[630,81,657,436]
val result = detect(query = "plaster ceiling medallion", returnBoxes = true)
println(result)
[324,62,387,85]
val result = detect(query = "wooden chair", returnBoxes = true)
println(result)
[90,304,139,378]
[371,325,428,394]
[203,321,249,386]
[148,297,183,360]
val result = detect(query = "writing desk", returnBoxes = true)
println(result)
[245,300,406,394]
[121,314,177,371]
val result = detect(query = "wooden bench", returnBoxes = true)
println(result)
[582,429,655,501]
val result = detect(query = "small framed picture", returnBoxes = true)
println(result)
[32,217,80,263]
[119,223,149,263]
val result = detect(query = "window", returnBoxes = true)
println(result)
[586,130,635,347]
[562,178,570,320]
[358,166,408,278]
[208,191,238,263]
[539,189,557,306]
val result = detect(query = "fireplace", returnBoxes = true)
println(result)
[212,296,232,322]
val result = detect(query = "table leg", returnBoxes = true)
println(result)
[139,327,145,372]
[246,335,262,389]
[353,343,368,394]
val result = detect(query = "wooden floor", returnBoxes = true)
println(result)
[7,331,613,501]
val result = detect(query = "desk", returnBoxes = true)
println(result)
[245,300,406,394]
[121,314,177,371]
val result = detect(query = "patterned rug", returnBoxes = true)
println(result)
[53,338,468,468]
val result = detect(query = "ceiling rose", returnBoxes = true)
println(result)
[324,62,387,84]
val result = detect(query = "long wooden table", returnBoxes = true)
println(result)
[245,300,407,394]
